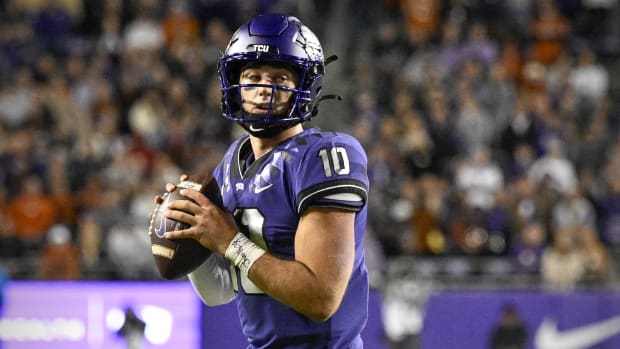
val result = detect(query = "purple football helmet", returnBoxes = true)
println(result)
[218,14,335,137]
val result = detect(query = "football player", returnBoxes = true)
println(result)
[162,13,370,348]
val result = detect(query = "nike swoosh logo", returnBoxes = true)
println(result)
[254,183,273,194]
[249,124,264,132]
[535,315,620,349]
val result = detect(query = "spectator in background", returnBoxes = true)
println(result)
[122,0,164,53]
[161,0,200,49]
[446,195,488,256]
[454,82,494,153]
[6,175,59,253]
[0,214,22,259]
[40,74,84,145]
[31,0,77,56]
[528,0,571,66]
[455,147,504,212]
[480,62,517,131]
[460,22,498,69]
[599,169,620,246]
[570,105,611,173]
[38,224,81,280]
[399,0,441,46]
[423,86,458,176]
[497,38,524,87]
[0,19,39,78]
[509,144,537,183]
[389,177,445,256]
[508,176,551,234]
[545,52,573,98]
[432,19,463,79]
[511,220,547,277]
[202,18,234,68]
[371,20,410,110]
[105,217,155,280]
[76,213,106,279]
[96,3,123,55]
[385,177,419,256]
[0,183,23,259]
[400,111,438,177]
[550,188,597,233]
[577,225,611,286]
[527,137,577,195]
[118,307,146,349]
[411,175,448,255]
[0,67,35,129]
[541,226,586,291]
[127,88,166,148]
[489,304,528,349]
[569,47,609,102]
[74,173,108,215]
[47,151,76,228]
[497,95,537,165]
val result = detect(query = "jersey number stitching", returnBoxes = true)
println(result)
[318,146,350,177]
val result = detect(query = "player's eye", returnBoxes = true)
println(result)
[275,75,289,84]
[241,71,260,82]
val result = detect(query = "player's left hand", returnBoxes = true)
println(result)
[164,184,238,255]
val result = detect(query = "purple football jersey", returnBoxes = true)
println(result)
[212,128,370,348]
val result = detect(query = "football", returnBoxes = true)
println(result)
[149,174,223,280]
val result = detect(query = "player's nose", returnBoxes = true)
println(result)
[257,82,274,97]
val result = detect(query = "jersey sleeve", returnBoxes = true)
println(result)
[294,133,369,215]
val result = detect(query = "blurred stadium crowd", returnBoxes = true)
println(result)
[0,0,619,292]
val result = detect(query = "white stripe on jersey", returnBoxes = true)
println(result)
[297,184,367,214]
[324,192,363,202]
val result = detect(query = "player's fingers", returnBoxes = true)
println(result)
[164,227,195,240]
[179,174,189,182]
[164,208,197,226]
[153,195,163,204]
[167,198,200,213]
[165,183,176,192]
[179,188,212,207]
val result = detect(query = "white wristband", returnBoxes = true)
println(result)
[224,232,266,276]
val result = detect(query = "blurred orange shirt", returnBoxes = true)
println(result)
[400,0,441,42]
[162,11,200,46]
[529,9,571,65]
[7,193,58,242]
[39,243,81,280]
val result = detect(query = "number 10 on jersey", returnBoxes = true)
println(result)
[318,147,350,177]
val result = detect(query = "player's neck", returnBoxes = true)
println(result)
[249,124,303,158]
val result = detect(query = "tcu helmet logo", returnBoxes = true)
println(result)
[247,44,278,54]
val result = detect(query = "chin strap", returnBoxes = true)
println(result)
[240,120,301,138]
